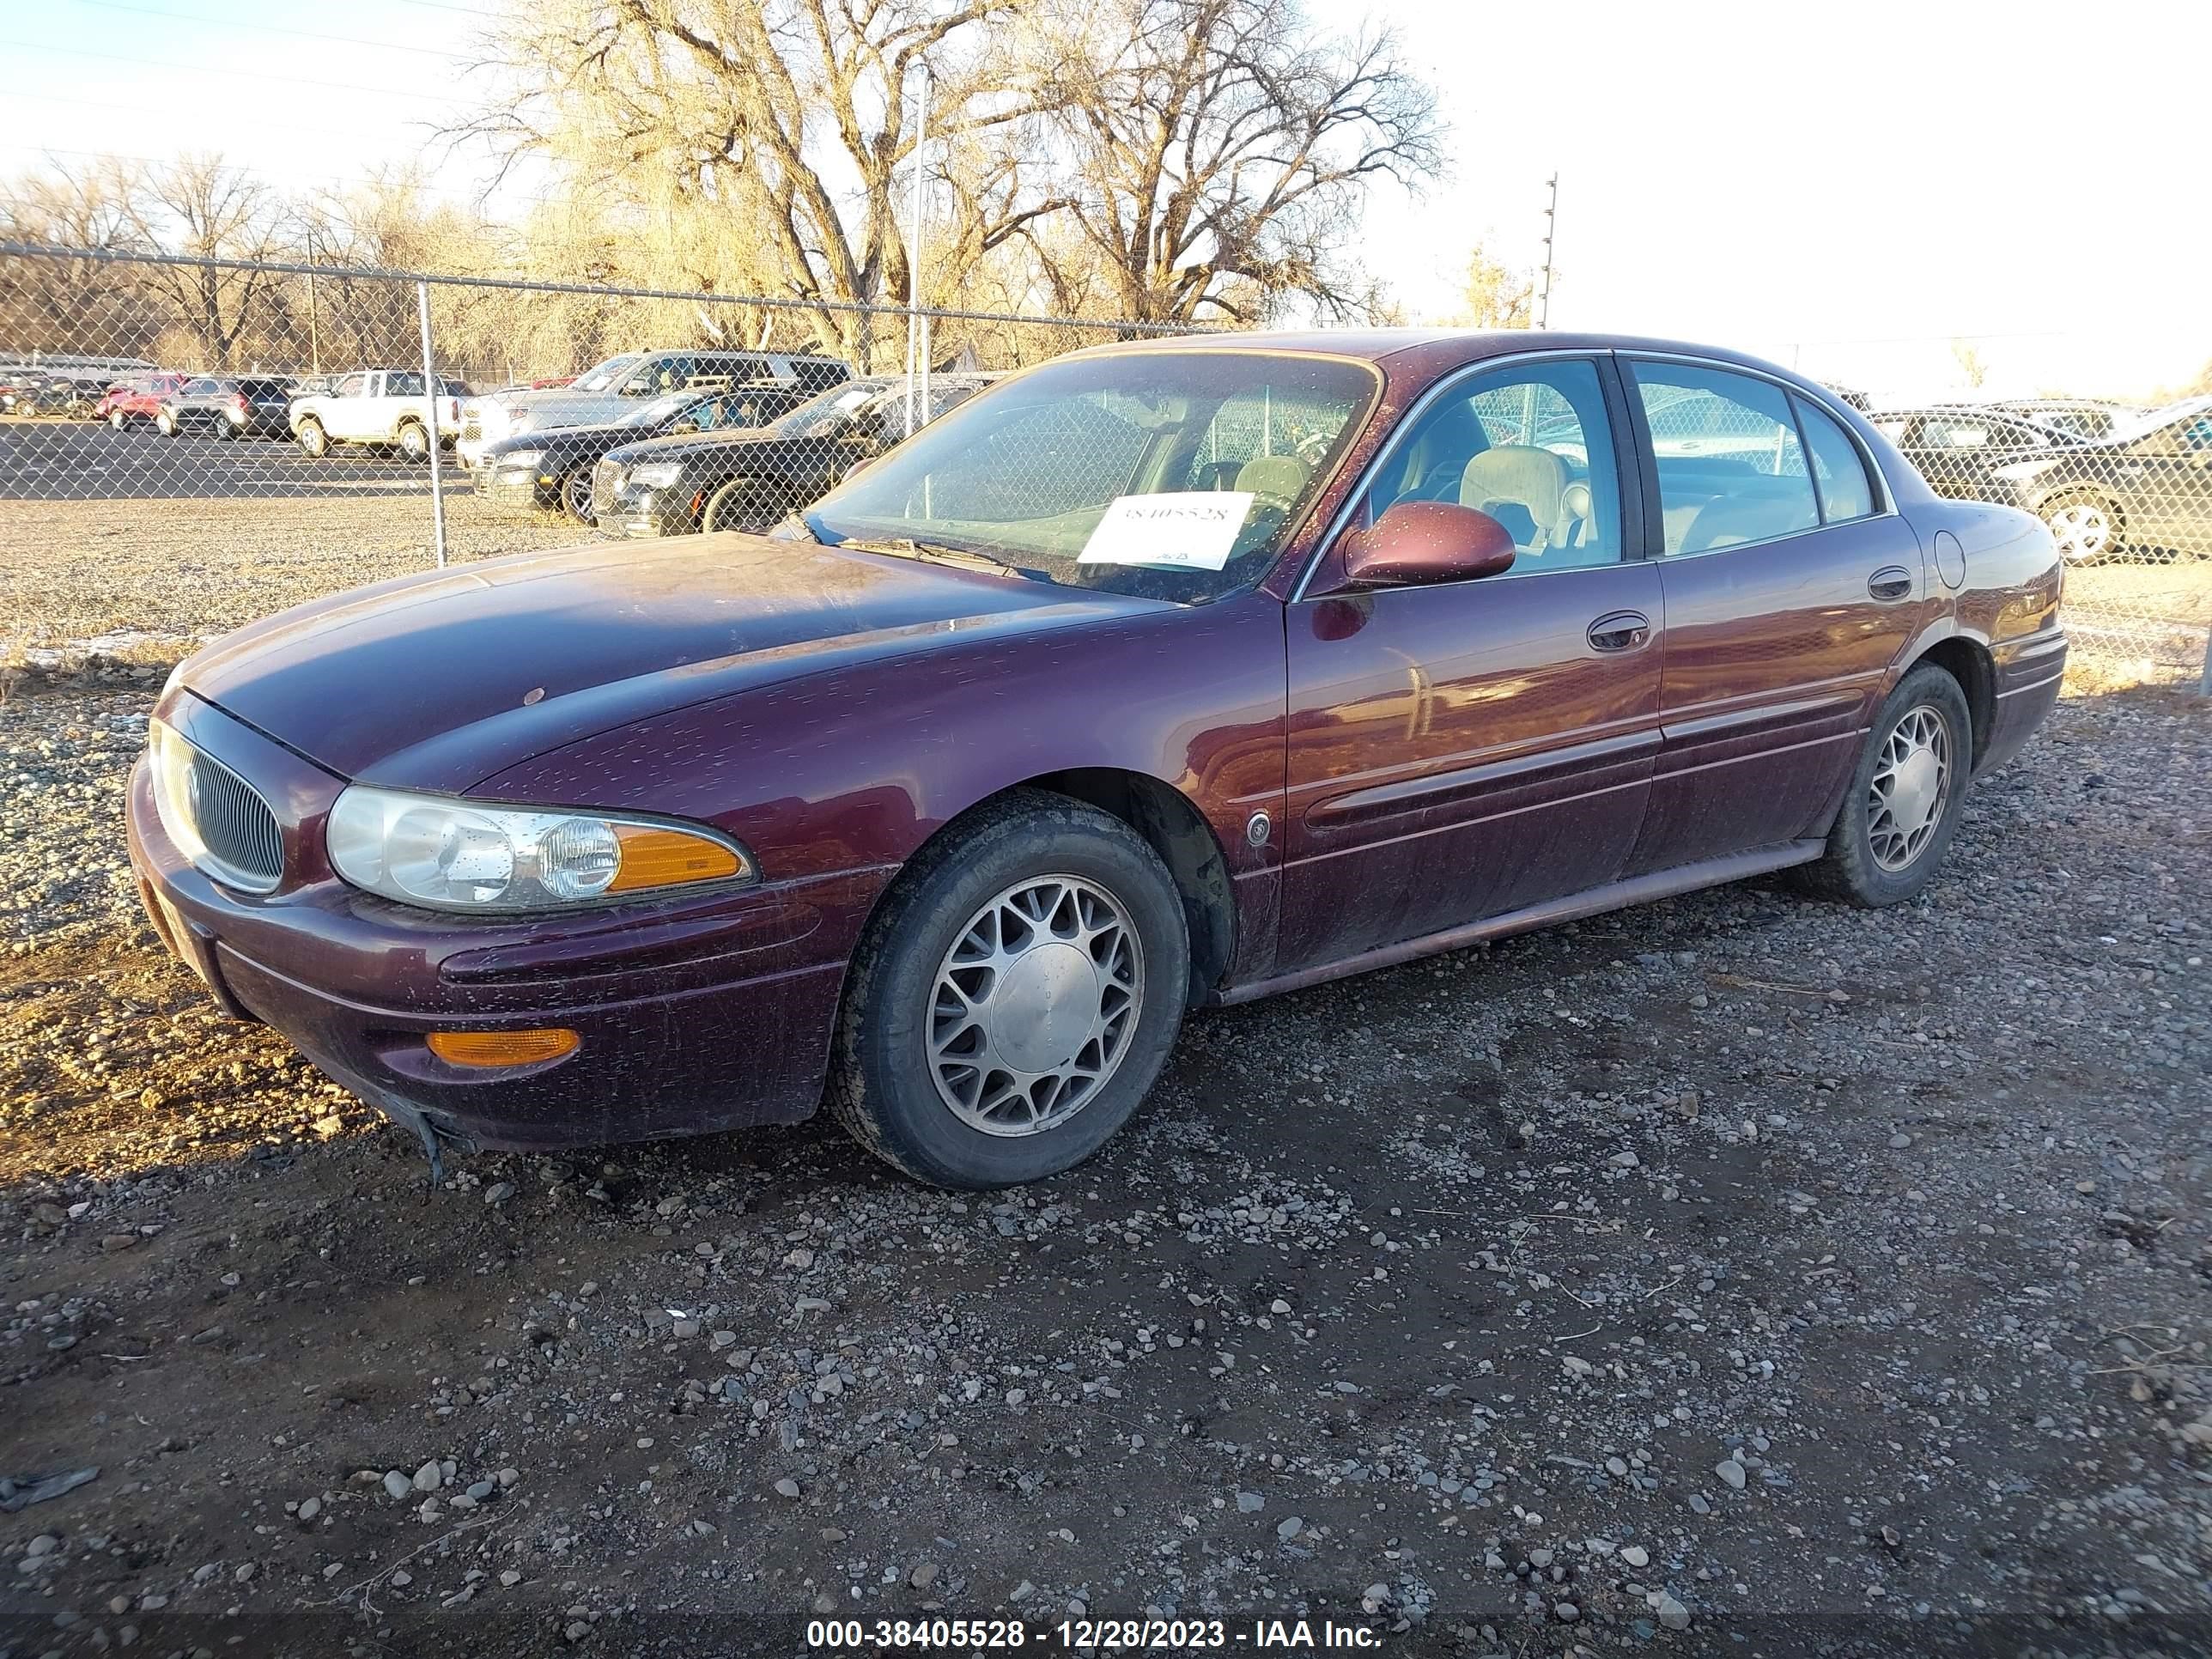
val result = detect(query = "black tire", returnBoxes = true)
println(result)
[559,465,596,524]
[828,789,1190,1189]
[2039,488,2124,565]
[1797,662,1972,908]
[397,421,429,463]
[296,417,327,459]
[702,477,777,534]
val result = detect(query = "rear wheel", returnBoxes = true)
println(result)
[156,409,178,436]
[295,417,328,458]
[829,791,1190,1189]
[702,477,778,534]
[108,410,126,430]
[2042,489,2124,563]
[1797,663,1972,908]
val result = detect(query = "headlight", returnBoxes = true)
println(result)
[498,447,545,469]
[628,461,684,488]
[325,785,753,912]
[506,410,535,436]
[1990,459,2060,484]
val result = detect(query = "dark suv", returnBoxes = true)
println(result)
[158,375,297,439]
[593,374,996,538]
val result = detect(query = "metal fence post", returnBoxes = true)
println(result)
[416,280,448,569]
[2202,621,2211,697]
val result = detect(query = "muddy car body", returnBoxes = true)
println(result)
[128,331,2066,1188]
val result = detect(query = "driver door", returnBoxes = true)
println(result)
[1277,355,1663,971]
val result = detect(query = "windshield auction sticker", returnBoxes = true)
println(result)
[1078,491,1253,571]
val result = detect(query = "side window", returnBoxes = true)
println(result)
[1630,362,1817,555]
[1792,396,1875,523]
[1368,357,1620,569]
[183,378,218,395]
[386,370,425,398]
[335,373,368,398]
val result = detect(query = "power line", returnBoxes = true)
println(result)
[69,0,478,58]
[0,39,460,102]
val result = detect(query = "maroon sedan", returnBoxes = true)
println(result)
[128,331,2065,1188]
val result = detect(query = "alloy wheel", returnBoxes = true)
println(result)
[927,875,1143,1138]
[1866,706,1951,872]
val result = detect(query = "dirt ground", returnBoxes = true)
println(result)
[0,665,2206,1657]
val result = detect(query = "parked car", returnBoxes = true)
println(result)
[1966,396,2212,562]
[1868,405,2080,509]
[33,373,113,418]
[0,368,50,414]
[474,380,818,522]
[458,349,850,469]
[289,369,471,460]
[1983,398,2147,442]
[96,373,190,428]
[593,374,995,538]
[157,375,296,440]
[127,331,2064,1189]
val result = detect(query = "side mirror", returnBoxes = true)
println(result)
[1339,501,1516,587]
[669,419,699,434]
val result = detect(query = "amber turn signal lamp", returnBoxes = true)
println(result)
[427,1028,580,1068]
[607,824,745,893]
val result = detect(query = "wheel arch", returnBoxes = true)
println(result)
[853,768,1237,1012]
[1911,635,1995,770]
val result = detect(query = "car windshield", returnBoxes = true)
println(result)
[622,390,708,428]
[2107,395,2212,444]
[803,351,1379,604]
[569,353,645,393]
[769,380,894,439]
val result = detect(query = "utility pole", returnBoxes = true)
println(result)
[902,64,930,437]
[1536,173,1558,330]
[304,224,321,374]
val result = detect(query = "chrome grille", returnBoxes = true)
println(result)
[179,743,285,889]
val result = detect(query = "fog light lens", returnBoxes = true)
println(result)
[427,1028,580,1067]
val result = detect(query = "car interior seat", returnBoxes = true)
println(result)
[1234,454,1311,514]
[1459,444,1574,552]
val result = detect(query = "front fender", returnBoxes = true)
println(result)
[468,586,1291,942]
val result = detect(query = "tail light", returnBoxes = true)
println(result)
[229,395,248,415]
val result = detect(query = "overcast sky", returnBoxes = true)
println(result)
[4,0,2204,399]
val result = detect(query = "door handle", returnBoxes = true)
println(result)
[1587,611,1651,653]
[1868,566,1914,602]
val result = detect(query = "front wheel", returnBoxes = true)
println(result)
[2042,489,2124,564]
[108,410,126,430]
[829,790,1190,1189]
[156,410,178,436]
[1797,663,1972,908]
[295,418,328,458]
[702,477,779,534]
[396,421,429,463]
[560,465,596,524]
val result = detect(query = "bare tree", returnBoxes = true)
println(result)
[0,157,158,356]
[121,155,292,368]
[1036,0,1443,324]
[1455,239,1534,330]
[465,0,1072,366]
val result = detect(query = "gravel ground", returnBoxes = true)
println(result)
[0,667,2205,1656]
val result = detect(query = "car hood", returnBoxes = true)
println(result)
[176,535,1164,793]
[606,428,808,466]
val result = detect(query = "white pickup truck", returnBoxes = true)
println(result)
[289,368,469,461]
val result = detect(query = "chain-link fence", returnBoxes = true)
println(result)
[3,241,2207,690]
[0,244,1206,672]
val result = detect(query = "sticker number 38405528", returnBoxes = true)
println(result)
[1077,491,1253,571]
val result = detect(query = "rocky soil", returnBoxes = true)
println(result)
[0,676,2206,1657]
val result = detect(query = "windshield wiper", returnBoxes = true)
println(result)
[830,533,1050,583]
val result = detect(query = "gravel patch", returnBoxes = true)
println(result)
[0,666,2206,1654]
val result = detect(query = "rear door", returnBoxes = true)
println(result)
[1278,353,1662,969]
[1621,359,1923,872]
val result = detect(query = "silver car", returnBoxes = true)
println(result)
[459,349,849,468]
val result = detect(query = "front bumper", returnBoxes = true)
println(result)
[598,486,696,538]
[125,698,875,1153]
[473,465,559,513]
